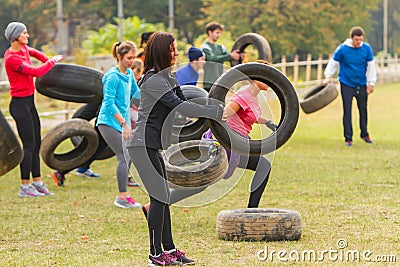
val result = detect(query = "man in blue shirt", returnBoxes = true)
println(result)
[324,26,377,147]
[175,46,205,86]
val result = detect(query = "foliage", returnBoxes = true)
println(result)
[201,0,381,59]
[1,0,400,61]
[82,16,166,55]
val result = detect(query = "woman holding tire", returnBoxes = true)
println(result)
[169,79,276,208]
[96,41,141,209]
[127,32,223,266]
[4,21,64,197]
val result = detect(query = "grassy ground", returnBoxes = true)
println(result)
[0,83,399,266]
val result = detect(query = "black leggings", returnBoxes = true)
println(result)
[129,146,175,256]
[9,95,41,180]
[169,154,271,208]
[238,155,271,208]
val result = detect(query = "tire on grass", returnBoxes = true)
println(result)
[300,83,338,114]
[216,208,302,242]
[35,64,103,103]
[40,119,99,171]
[165,140,228,188]
[171,85,209,144]
[70,104,114,160]
[208,62,299,156]
[0,110,23,177]
[231,33,272,66]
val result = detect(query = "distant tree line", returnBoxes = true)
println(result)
[1,0,399,61]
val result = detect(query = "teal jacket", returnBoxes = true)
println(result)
[96,67,140,132]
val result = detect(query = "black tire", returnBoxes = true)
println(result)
[300,83,339,114]
[164,140,228,188]
[208,62,299,156]
[171,85,209,144]
[0,110,23,177]
[40,119,99,171]
[70,104,115,160]
[231,33,272,67]
[35,64,103,103]
[216,208,302,242]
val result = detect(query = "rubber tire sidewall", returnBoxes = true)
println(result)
[0,110,23,176]
[40,119,99,171]
[70,104,115,160]
[231,33,272,66]
[300,83,339,114]
[216,208,302,241]
[35,64,103,103]
[164,140,228,188]
[208,62,299,156]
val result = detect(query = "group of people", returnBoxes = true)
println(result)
[4,19,376,266]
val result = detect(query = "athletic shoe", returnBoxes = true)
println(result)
[18,185,45,197]
[52,171,65,187]
[75,167,100,178]
[128,177,141,187]
[167,249,195,265]
[345,140,352,147]
[32,182,55,196]
[142,203,150,218]
[362,136,373,144]
[148,252,182,266]
[114,196,141,208]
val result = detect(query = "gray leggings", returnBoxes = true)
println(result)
[98,124,129,193]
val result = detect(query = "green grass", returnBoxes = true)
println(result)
[0,83,399,266]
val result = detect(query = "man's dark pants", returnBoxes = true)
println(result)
[340,83,369,142]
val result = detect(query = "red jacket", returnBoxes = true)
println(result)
[4,45,55,97]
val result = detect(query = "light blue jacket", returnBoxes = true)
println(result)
[96,67,140,132]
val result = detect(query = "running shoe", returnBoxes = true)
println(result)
[18,185,45,197]
[362,136,373,144]
[75,167,100,178]
[167,249,195,265]
[148,252,182,266]
[32,182,55,196]
[52,171,65,187]
[114,196,141,208]
[128,177,141,187]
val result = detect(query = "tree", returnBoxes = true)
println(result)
[201,0,381,60]
[82,16,166,55]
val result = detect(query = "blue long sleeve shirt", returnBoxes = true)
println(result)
[96,67,140,132]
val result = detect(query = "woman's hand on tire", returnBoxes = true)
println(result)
[122,124,132,140]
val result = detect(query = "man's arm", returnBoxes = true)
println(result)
[323,58,339,84]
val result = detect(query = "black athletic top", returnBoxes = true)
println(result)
[127,69,223,150]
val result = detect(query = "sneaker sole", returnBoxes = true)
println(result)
[114,201,141,209]
[75,172,100,178]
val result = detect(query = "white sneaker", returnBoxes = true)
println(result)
[18,185,45,197]
[114,196,141,208]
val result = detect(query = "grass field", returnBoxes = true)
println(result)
[0,83,399,266]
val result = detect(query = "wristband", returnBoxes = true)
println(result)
[120,120,126,127]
